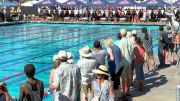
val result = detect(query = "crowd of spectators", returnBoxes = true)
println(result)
[34,6,180,22]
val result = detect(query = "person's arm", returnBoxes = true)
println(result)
[6,93,10,101]
[19,85,25,101]
[40,81,44,100]
[107,47,114,61]
[109,81,114,101]
[49,69,55,89]
[52,68,62,89]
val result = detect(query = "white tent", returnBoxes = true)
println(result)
[163,0,177,4]
[21,0,43,6]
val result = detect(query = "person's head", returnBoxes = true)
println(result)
[120,29,127,37]
[53,55,60,68]
[93,40,102,49]
[166,25,171,31]
[159,25,164,31]
[79,46,92,59]
[92,65,109,80]
[67,52,74,64]
[132,30,137,36]
[58,50,67,62]
[142,27,147,34]
[24,64,36,78]
[118,33,122,40]
[0,82,7,92]
[104,38,113,47]
[135,37,142,45]
[126,31,132,38]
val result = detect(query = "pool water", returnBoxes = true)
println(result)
[0,23,160,100]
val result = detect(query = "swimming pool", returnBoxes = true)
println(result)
[0,23,160,100]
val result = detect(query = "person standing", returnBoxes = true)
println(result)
[104,38,123,100]
[159,26,168,64]
[0,82,11,101]
[52,50,81,101]
[158,34,167,68]
[141,28,155,72]
[77,46,98,101]
[90,65,114,101]
[92,40,107,66]
[118,29,133,97]
[20,64,44,101]
[134,38,145,90]
[49,55,60,101]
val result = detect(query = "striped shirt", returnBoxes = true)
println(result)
[142,34,153,53]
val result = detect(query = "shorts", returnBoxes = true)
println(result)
[146,51,154,59]
[134,63,144,80]
[81,84,90,94]
[121,64,131,79]
[168,44,174,52]
[110,66,123,90]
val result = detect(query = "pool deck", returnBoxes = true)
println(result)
[0,21,167,26]
[129,53,180,101]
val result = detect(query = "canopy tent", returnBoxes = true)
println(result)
[135,0,171,6]
[77,0,94,6]
[33,0,57,6]
[105,0,135,7]
[173,0,180,6]
[0,1,19,6]
[56,0,82,6]
[90,0,107,7]
[21,0,43,6]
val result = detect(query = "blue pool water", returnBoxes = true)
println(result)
[0,23,160,100]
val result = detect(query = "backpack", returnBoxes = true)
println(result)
[24,80,42,101]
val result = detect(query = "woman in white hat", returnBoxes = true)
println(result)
[49,55,60,89]
[48,54,60,101]
[90,65,114,101]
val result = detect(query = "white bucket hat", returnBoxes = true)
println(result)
[67,52,74,63]
[58,50,67,60]
[53,55,59,62]
[79,46,92,57]
[127,31,132,37]
[92,65,109,76]
[132,30,137,35]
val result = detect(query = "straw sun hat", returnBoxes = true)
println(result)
[79,46,92,57]
[92,65,109,76]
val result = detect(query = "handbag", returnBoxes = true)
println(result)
[91,81,107,101]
